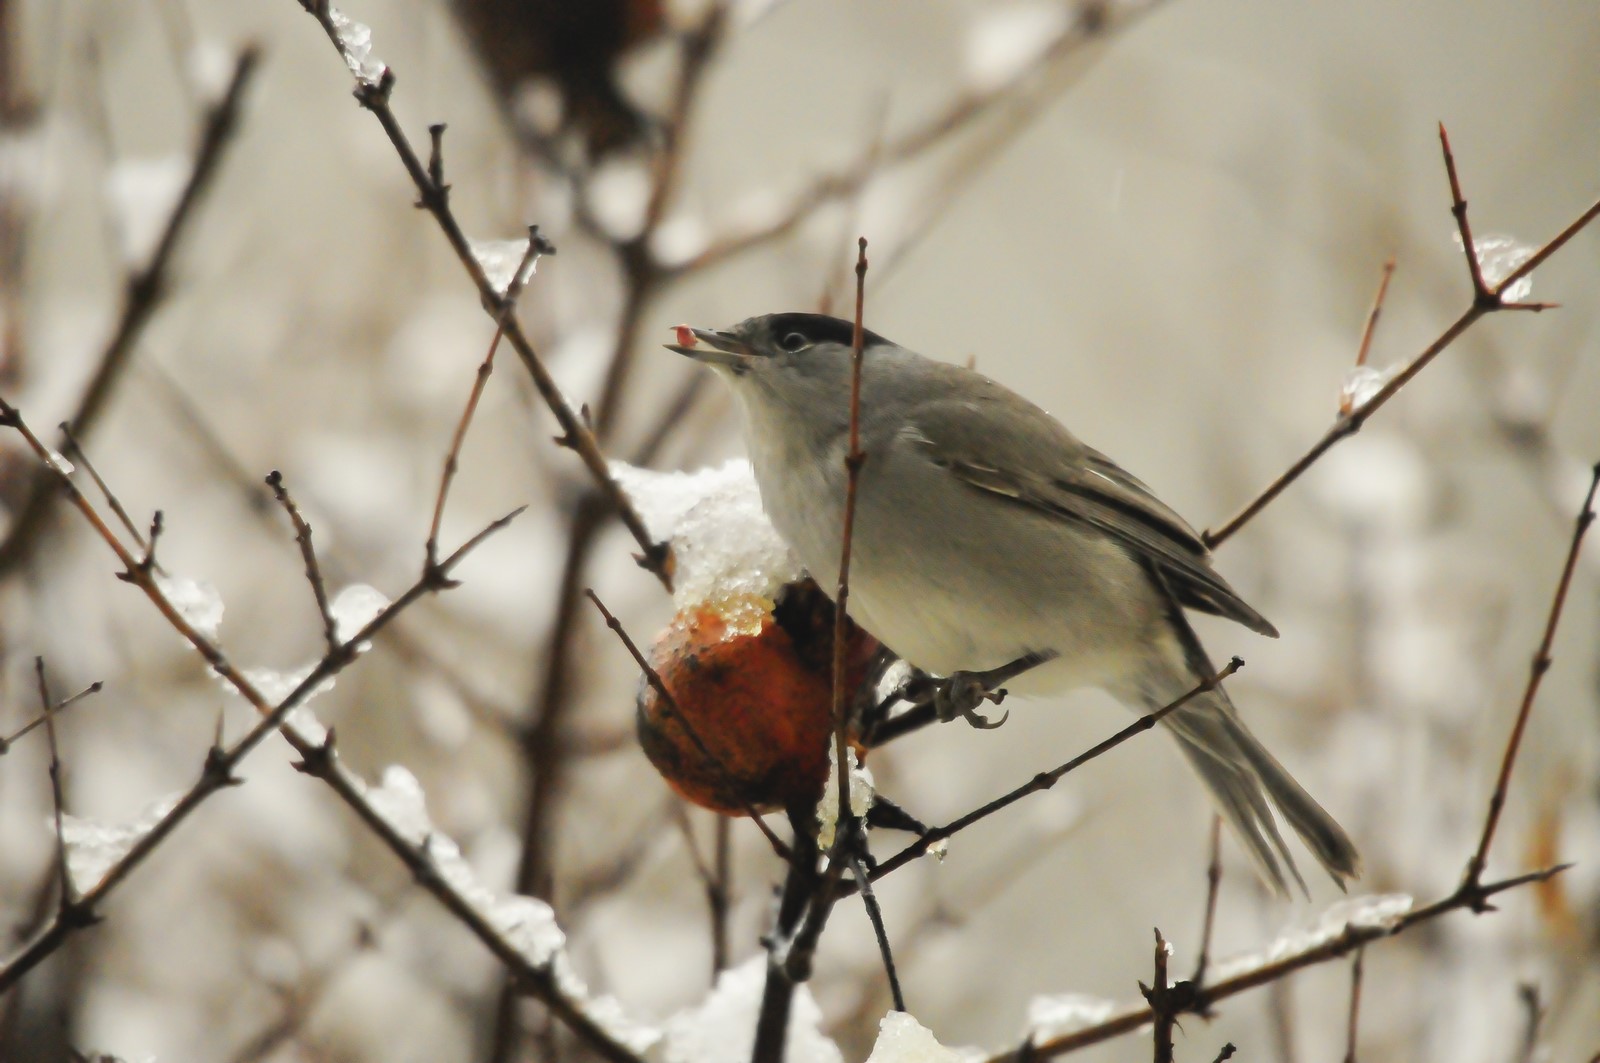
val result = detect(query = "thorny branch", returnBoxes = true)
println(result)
[1461,461,1600,894]
[1204,126,1600,549]
[0,47,259,577]
[983,865,1568,1062]
[0,404,649,1063]
[293,0,669,586]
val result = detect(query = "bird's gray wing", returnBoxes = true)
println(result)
[901,371,1278,638]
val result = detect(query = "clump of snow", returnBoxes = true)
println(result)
[1212,893,1413,980]
[283,705,330,745]
[60,792,183,894]
[154,573,225,640]
[328,6,387,86]
[357,766,571,969]
[353,765,662,1050]
[104,155,189,265]
[816,744,874,850]
[865,1012,985,1063]
[330,582,389,645]
[1025,993,1118,1041]
[1456,232,1535,302]
[552,954,663,1055]
[469,238,544,296]
[236,663,334,709]
[1339,363,1402,413]
[965,4,1068,91]
[663,956,841,1063]
[610,459,803,625]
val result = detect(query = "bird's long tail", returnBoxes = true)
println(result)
[1123,618,1361,896]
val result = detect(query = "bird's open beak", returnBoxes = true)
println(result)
[665,326,754,369]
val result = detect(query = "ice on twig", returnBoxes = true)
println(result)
[470,238,544,296]
[1212,893,1413,981]
[330,582,389,645]
[1339,363,1403,413]
[965,4,1068,91]
[104,155,189,266]
[1025,993,1118,1041]
[44,448,75,475]
[60,792,182,894]
[663,956,841,1063]
[328,7,387,87]
[154,573,225,640]
[1456,232,1536,301]
[816,744,874,849]
[610,460,803,623]
[865,1011,985,1063]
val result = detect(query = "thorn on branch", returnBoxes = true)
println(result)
[293,728,339,777]
[202,744,243,788]
[423,122,451,209]
[267,469,341,654]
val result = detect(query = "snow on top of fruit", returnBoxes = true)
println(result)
[611,459,803,629]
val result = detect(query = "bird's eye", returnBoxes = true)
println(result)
[778,332,809,352]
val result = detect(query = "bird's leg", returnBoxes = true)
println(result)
[933,649,1059,729]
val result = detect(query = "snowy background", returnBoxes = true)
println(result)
[1,1,1598,1061]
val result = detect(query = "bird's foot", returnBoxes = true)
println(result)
[933,672,1010,729]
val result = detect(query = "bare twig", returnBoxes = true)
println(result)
[59,422,146,550]
[1514,983,1543,1063]
[850,850,905,1014]
[1204,133,1600,549]
[1142,929,1175,1063]
[33,659,74,912]
[751,240,875,1061]
[0,679,102,756]
[1342,948,1364,1063]
[981,865,1569,1062]
[1338,258,1397,416]
[1190,815,1224,989]
[670,803,732,979]
[1462,461,1599,895]
[425,226,549,571]
[266,471,340,655]
[0,48,259,576]
[830,237,870,845]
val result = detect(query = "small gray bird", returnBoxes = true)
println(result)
[667,312,1359,894]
